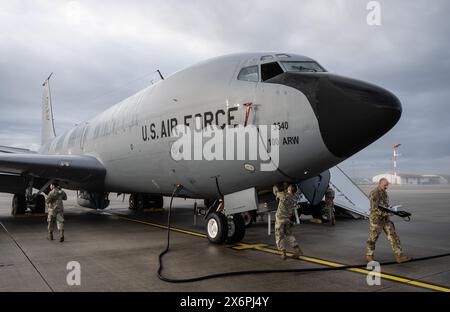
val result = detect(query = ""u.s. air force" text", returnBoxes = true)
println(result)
[141,107,238,141]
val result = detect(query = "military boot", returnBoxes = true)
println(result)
[366,255,375,263]
[293,246,303,259]
[309,218,322,224]
[395,254,412,263]
[59,230,64,243]
[281,250,287,260]
[47,231,53,241]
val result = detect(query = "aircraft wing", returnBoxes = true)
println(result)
[0,145,37,154]
[0,153,106,193]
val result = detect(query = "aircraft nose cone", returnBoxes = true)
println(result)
[265,72,402,159]
[316,74,402,158]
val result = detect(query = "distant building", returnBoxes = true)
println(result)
[372,173,448,185]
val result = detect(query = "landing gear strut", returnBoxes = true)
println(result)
[11,194,46,216]
[11,178,53,216]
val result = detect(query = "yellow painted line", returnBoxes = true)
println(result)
[117,215,207,238]
[254,245,450,292]
[143,208,164,212]
[114,214,450,292]
[232,243,268,250]
[348,268,450,292]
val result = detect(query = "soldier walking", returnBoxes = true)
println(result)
[46,182,67,242]
[273,183,303,260]
[324,185,336,226]
[366,178,411,263]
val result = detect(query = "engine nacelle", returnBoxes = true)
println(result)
[76,190,110,209]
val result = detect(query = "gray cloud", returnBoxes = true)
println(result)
[0,0,449,177]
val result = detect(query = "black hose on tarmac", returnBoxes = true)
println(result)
[157,184,450,283]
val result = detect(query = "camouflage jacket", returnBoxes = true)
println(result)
[369,186,390,220]
[46,188,67,212]
[273,185,297,220]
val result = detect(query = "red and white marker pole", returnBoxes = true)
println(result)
[392,143,401,184]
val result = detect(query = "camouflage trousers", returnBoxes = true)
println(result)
[366,218,402,256]
[322,202,335,221]
[47,209,64,232]
[275,218,298,251]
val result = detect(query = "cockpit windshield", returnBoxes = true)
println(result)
[280,61,325,73]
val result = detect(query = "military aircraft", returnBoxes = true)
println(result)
[0,52,402,244]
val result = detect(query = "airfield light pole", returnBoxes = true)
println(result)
[393,143,401,185]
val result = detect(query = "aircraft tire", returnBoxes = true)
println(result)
[129,194,136,210]
[227,213,246,243]
[206,212,228,244]
[11,194,26,216]
[32,194,46,213]
[144,195,163,209]
[129,194,144,211]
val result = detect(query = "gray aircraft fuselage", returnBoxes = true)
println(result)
[38,52,402,199]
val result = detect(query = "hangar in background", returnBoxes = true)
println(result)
[372,173,449,185]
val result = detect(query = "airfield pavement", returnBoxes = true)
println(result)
[0,185,449,292]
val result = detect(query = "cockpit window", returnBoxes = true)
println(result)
[281,61,325,73]
[237,65,259,82]
[261,62,284,81]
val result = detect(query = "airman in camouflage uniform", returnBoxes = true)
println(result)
[366,178,411,263]
[323,186,336,226]
[273,183,303,260]
[46,182,67,242]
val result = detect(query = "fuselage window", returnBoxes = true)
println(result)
[237,65,259,82]
[280,61,326,73]
[261,62,284,81]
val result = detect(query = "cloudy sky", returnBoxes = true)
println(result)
[1,0,449,178]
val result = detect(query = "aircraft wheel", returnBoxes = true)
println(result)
[11,194,26,216]
[144,195,163,209]
[128,194,136,210]
[227,213,246,243]
[32,195,46,213]
[129,194,144,211]
[206,212,228,244]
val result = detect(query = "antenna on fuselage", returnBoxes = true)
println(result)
[156,69,164,80]
[43,72,53,86]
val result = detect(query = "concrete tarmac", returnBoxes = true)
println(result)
[0,185,449,292]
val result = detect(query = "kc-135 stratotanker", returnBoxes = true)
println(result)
[0,52,401,243]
